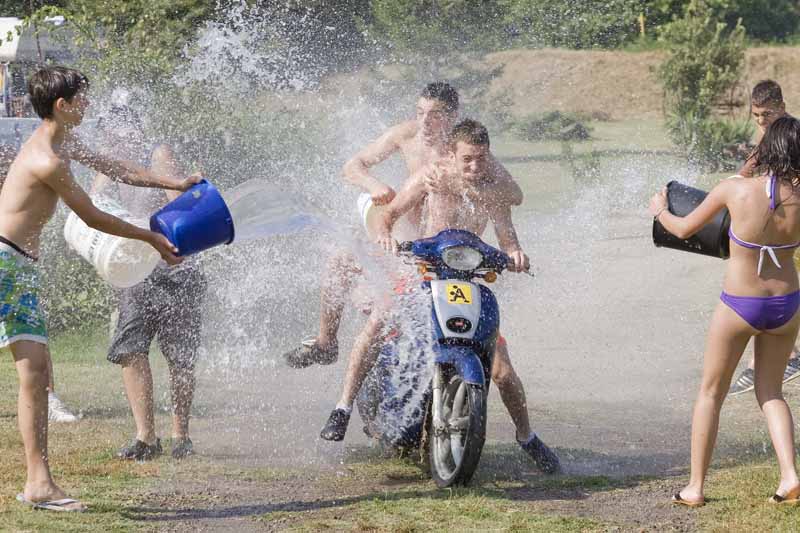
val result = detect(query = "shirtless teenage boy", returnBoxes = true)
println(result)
[0,66,197,512]
[320,119,560,474]
[283,82,523,368]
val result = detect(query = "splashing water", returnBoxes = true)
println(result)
[223,179,332,243]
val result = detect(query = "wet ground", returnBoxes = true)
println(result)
[125,203,785,531]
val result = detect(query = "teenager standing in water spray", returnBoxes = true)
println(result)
[0,66,197,512]
[728,80,800,396]
[92,105,207,461]
[282,82,523,367]
[0,144,79,424]
[651,116,800,506]
[320,120,560,474]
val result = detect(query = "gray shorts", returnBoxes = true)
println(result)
[108,264,207,369]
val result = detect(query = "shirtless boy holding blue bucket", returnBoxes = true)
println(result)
[0,66,199,512]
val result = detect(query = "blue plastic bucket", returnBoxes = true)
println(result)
[149,179,235,256]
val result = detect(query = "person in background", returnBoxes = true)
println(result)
[92,105,207,461]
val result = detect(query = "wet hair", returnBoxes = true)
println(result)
[751,80,783,108]
[754,116,800,185]
[421,82,459,113]
[27,66,89,119]
[449,119,490,150]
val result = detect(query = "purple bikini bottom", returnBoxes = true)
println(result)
[720,290,800,331]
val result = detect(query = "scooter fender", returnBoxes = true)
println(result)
[433,344,485,386]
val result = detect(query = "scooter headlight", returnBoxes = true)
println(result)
[441,246,483,271]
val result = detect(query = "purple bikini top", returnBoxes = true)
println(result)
[728,175,800,274]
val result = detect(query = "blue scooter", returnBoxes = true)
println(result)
[356,229,510,487]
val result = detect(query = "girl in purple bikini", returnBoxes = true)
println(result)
[650,116,800,507]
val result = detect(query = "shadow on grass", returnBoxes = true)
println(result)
[79,433,788,525]
[120,443,675,523]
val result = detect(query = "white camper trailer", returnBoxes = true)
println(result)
[0,16,72,118]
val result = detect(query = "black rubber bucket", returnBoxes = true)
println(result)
[652,181,731,259]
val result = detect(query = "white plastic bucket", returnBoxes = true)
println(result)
[63,196,160,288]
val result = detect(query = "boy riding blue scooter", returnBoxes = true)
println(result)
[321,120,560,475]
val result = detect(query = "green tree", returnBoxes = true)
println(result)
[367,0,508,56]
[502,0,647,49]
[725,0,800,42]
[657,0,751,167]
[27,0,217,84]
[649,0,800,43]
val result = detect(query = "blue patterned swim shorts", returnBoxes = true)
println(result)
[0,241,47,348]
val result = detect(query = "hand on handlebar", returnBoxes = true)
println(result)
[376,234,398,255]
[506,250,530,273]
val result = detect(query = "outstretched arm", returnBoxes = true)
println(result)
[491,203,529,272]
[649,181,729,239]
[342,124,408,205]
[66,136,199,191]
[150,144,185,202]
[39,157,182,264]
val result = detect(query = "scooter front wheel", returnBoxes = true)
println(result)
[428,366,486,487]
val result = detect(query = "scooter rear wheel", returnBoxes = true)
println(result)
[428,369,486,487]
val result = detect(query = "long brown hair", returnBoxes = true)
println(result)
[755,116,800,186]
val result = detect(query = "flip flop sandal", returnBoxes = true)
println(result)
[16,493,86,512]
[671,492,706,508]
[768,493,800,504]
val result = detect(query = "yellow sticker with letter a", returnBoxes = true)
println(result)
[447,283,472,304]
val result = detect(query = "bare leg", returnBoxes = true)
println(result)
[337,313,386,407]
[317,252,361,349]
[168,363,195,440]
[120,353,156,444]
[680,303,754,503]
[46,349,54,392]
[11,341,83,509]
[754,331,800,497]
[491,338,531,441]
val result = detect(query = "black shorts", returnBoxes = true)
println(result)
[108,264,207,369]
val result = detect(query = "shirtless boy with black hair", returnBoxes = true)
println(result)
[0,66,198,511]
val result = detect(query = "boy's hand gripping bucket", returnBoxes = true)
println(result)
[149,179,235,256]
[652,181,731,259]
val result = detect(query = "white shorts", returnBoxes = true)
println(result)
[357,193,373,232]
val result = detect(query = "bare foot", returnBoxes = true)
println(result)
[24,481,86,512]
